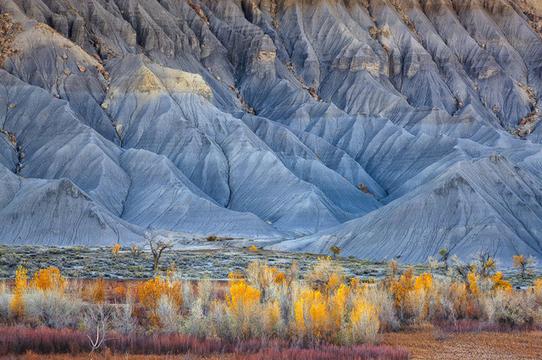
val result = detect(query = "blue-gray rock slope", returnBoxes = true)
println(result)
[1,0,542,264]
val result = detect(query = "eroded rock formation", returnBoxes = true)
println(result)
[1,0,542,264]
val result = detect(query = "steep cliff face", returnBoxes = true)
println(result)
[1,0,542,263]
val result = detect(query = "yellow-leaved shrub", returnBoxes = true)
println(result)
[491,272,512,292]
[349,295,379,343]
[30,266,65,293]
[9,266,27,318]
[137,273,182,327]
[225,275,262,338]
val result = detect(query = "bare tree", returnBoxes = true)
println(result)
[330,245,342,259]
[513,255,536,280]
[145,230,174,273]
[475,251,496,279]
[388,259,399,279]
[427,256,439,275]
[84,304,110,354]
[450,255,472,282]
[439,248,450,271]
[111,296,137,335]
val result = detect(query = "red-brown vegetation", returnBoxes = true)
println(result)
[0,326,407,359]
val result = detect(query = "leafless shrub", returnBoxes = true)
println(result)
[83,304,111,353]
[157,295,182,333]
[183,298,209,338]
[111,296,136,335]
[304,258,344,291]
[365,286,399,331]
[481,290,537,327]
[0,291,11,322]
[198,278,213,309]
[24,290,82,328]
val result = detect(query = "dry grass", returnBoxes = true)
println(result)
[383,327,542,360]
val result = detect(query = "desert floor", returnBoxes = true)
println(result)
[1,329,541,360]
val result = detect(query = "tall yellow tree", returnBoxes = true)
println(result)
[30,266,65,292]
[10,265,27,318]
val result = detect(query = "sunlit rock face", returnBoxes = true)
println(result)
[1,0,542,264]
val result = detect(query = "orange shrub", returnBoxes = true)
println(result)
[225,275,262,338]
[263,300,281,334]
[10,266,27,318]
[389,268,415,308]
[414,273,433,292]
[350,296,380,342]
[293,289,328,338]
[448,282,468,318]
[113,285,127,300]
[227,278,260,315]
[136,275,182,328]
[464,272,483,318]
[90,278,106,303]
[331,283,349,329]
[30,267,65,293]
[513,255,525,268]
[309,297,327,336]
[274,271,287,285]
[467,272,479,296]
[326,272,342,293]
[388,270,435,322]
[137,276,182,310]
[112,243,122,255]
[350,278,361,290]
[534,278,542,300]
[491,272,512,292]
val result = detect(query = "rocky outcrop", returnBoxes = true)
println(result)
[0,13,21,66]
[273,156,542,265]
[1,0,542,264]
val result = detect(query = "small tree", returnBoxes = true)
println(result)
[330,245,342,259]
[84,304,110,353]
[475,251,496,279]
[513,255,535,280]
[10,265,27,318]
[130,244,141,257]
[145,230,174,273]
[388,259,399,280]
[427,256,439,274]
[90,278,106,304]
[450,255,472,282]
[112,243,121,256]
[438,248,450,271]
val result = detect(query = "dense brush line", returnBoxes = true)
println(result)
[0,257,541,357]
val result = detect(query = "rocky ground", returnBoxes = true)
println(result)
[383,328,542,360]
[0,246,538,286]
[0,245,393,280]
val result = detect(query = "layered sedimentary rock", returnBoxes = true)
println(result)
[274,155,542,264]
[1,0,542,263]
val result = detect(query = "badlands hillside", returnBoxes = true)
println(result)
[1,0,542,264]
